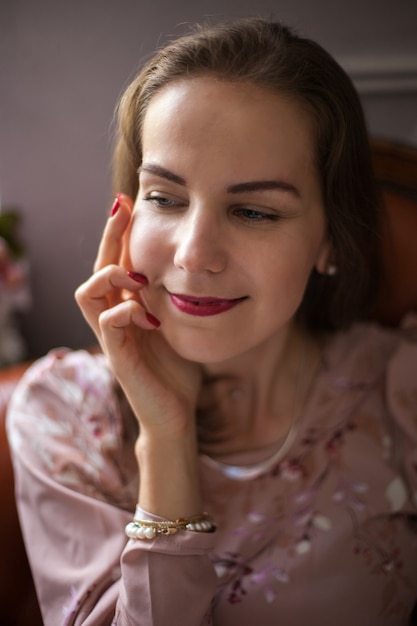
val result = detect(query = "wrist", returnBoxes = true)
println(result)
[135,414,198,459]
[135,429,202,519]
[125,510,215,541]
[133,404,198,445]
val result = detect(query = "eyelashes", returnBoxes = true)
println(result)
[142,195,283,224]
[143,196,180,208]
[233,208,281,223]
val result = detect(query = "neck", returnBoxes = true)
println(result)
[198,322,321,456]
[204,321,297,398]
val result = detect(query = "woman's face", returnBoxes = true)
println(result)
[127,77,330,363]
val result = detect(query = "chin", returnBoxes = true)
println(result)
[161,326,241,365]
[169,341,233,365]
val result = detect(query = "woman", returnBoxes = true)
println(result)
[7,18,417,625]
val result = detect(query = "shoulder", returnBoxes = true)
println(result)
[8,347,119,442]
[7,348,138,508]
[384,315,417,448]
[323,313,417,385]
[15,346,113,395]
[322,314,417,506]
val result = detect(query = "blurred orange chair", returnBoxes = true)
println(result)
[371,138,417,324]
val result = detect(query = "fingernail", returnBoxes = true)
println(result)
[127,270,148,285]
[110,193,122,216]
[146,312,161,328]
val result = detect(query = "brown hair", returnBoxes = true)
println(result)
[113,17,381,332]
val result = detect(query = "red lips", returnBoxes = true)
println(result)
[169,293,246,316]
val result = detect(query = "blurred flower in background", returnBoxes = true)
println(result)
[0,210,31,366]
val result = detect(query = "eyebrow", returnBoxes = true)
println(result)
[227,180,300,197]
[140,164,186,186]
[139,163,300,197]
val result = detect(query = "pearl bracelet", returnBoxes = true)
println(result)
[125,512,215,540]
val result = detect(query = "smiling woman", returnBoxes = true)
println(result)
[6,17,417,626]
[127,77,329,365]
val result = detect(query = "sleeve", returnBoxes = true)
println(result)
[6,349,217,626]
[386,313,417,509]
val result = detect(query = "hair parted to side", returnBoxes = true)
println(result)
[113,17,381,333]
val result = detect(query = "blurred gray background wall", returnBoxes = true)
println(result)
[1,0,416,358]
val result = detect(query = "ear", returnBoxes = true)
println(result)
[314,236,335,275]
[119,194,136,269]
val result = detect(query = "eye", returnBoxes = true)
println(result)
[234,208,280,222]
[143,194,181,208]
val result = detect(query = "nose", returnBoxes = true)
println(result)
[173,207,227,274]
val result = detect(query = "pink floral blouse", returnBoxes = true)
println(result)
[6,316,417,625]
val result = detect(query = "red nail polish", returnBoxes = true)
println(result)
[110,194,122,216]
[127,270,148,285]
[146,312,161,328]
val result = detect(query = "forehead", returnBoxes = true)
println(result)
[142,78,317,177]
[144,77,314,140]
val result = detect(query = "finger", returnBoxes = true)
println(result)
[98,299,159,357]
[75,265,148,336]
[93,194,134,273]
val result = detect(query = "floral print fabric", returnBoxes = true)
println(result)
[6,317,417,625]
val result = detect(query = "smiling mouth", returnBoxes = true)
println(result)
[169,293,247,317]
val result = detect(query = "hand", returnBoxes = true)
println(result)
[75,194,202,441]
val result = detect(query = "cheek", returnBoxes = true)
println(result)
[257,242,318,306]
[128,213,170,272]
